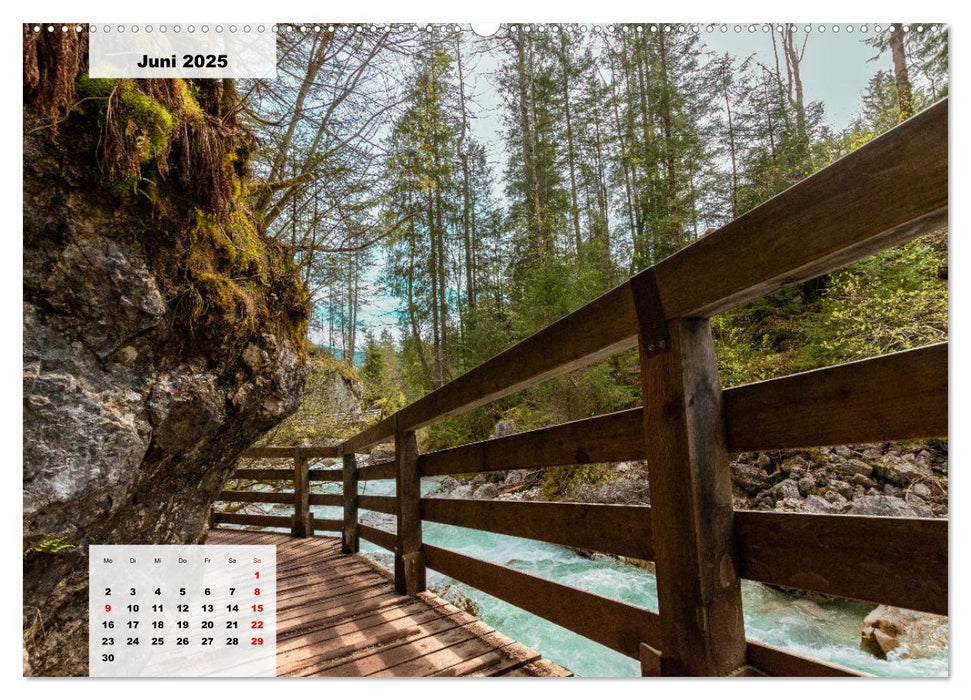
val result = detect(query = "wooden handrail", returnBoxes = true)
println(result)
[213,101,948,677]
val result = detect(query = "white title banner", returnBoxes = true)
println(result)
[89,26,276,79]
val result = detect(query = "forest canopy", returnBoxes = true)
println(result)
[239,23,948,446]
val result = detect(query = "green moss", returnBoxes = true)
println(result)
[119,81,174,163]
[76,75,118,99]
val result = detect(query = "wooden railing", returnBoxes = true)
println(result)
[212,99,948,677]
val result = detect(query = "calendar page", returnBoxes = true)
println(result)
[88,546,277,677]
[21,4,951,682]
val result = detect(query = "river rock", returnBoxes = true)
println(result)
[473,483,499,500]
[490,419,518,439]
[848,496,918,518]
[776,479,801,501]
[861,605,949,659]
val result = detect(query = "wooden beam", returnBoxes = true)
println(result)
[725,343,947,452]
[360,495,397,515]
[423,544,660,659]
[241,446,339,459]
[652,100,948,318]
[309,493,341,507]
[291,448,311,538]
[312,518,343,534]
[639,317,746,676]
[421,499,652,561]
[394,429,425,595]
[357,460,396,481]
[359,524,396,552]
[230,469,293,482]
[746,641,866,677]
[342,453,359,554]
[736,511,947,615]
[341,417,395,454]
[211,512,291,528]
[419,409,644,477]
[217,491,295,505]
[308,469,343,482]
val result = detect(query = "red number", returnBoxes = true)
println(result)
[105,604,111,612]
[252,604,263,612]
[254,588,260,596]
[251,620,263,629]
[254,571,260,580]
[250,637,263,646]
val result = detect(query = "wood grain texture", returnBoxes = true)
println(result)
[360,495,397,515]
[725,343,947,451]
[639,318,746,676]
[357,460,396,481]
[308,469,343,482]
[359,524,396,552]
[231,469,293,482]
[210,512,291,528]
[424,543,660,658]
[746,641,865,677]
[421,498,653,561]
[217,490,295,505]
[736,511,947,615]
[343,453,359,553]
[652,99,948,318]
[292,451,311,538]
[395,429,425,594]
[419,408,644,477]
[206,530,566,676]
[312,518,343,534]
[310,493,342,507]
[242,446,340,459]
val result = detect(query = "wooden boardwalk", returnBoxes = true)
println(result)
[206,529,572,677]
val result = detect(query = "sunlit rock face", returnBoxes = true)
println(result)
[22,127,306,677]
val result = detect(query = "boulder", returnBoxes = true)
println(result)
[490,419,519,439]
[848,496,918,518]
[861,605,949,659]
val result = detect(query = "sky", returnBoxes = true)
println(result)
[317,24,895,349]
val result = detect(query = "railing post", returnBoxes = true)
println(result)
[633,273,746,676]
[342,452,359,553]
[394,424,425,595]
[291,446,311,538]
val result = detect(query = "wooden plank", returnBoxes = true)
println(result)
[746,640,866,677]
[360,495,397,515]
[343,453,359,553]
[638,317,746,676]
[313,518,343,534]
[230,469,293,482]
[341,283,639,453]
[211,512,292,528]
[357,460,396,481]
[242,446,339,459]
[308,469,343,482]
[652,99,948,318]
[419,408,644,477]
[395,429,425,595]
[724,343,948,451]
[421,499,652,561]
[735,511,947,615]
[292,449,311,538]
[309,493,341,507]
[217,490,295,505]
[359,524,396,552]
[342,416,396,454]
[423,544,659,659]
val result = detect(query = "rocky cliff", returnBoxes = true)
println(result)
[23,29,310,675]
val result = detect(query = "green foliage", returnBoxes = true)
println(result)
[259,346,362,444]
[541,464,614,501]
[32,535,75,555]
